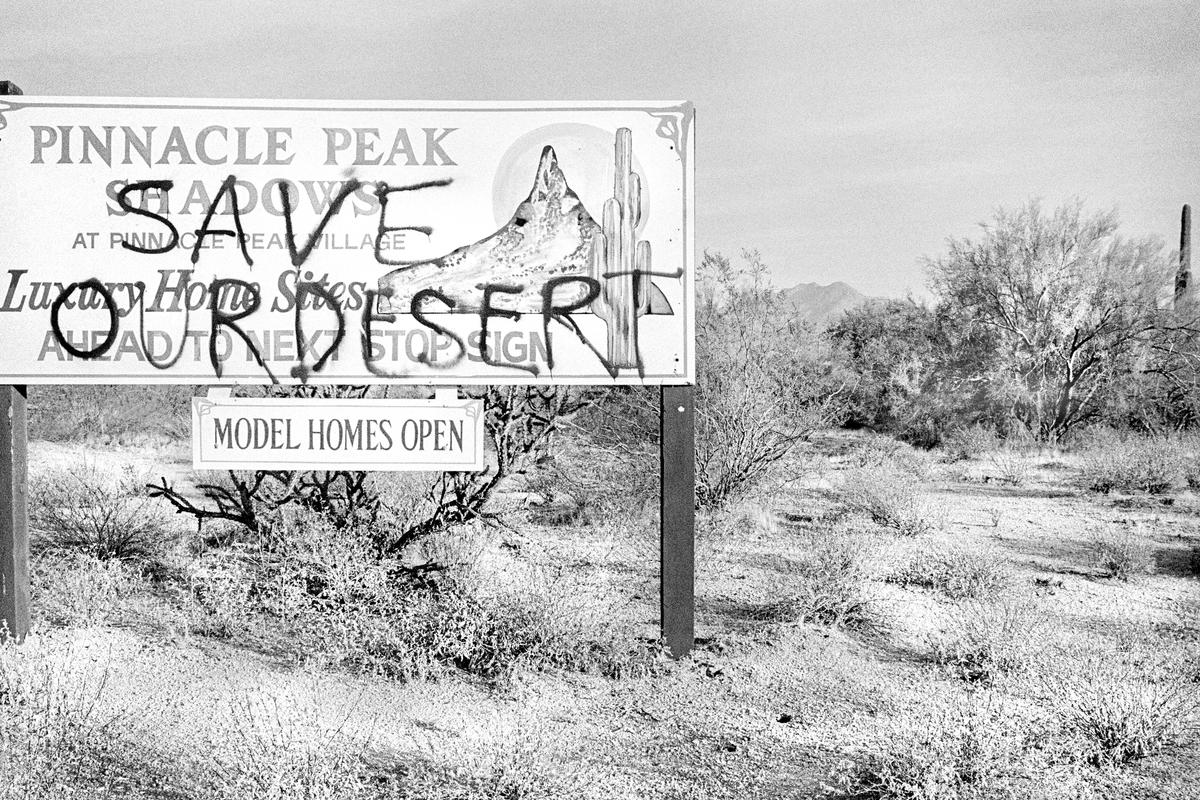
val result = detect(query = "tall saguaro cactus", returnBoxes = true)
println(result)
[1177,204,1193,309]
[590,128,652,369]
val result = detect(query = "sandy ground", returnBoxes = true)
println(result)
[12,432,1200,798]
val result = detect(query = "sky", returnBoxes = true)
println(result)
[3,0,1197,297]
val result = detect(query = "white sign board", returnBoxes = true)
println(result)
[192,395,484,471]
[0,98,694,385]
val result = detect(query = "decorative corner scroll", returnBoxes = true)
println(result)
[0,98,27,133]
[646,102,693,164]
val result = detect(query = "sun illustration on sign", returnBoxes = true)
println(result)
[377,125,675,372]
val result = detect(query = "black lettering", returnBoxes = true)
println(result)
[116,180,178,254]
[192,175,253,266]
[50,279,118,359]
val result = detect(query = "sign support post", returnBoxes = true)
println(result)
[0,80,28,644]
[660,385,694,657]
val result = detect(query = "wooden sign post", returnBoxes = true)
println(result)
[0,81,29,643]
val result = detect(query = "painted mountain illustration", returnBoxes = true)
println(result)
[377,138,672,318]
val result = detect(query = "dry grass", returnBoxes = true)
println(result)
[838,467,946,536]
[1036,644,1200,766]
[0,637,160,799]
[887,544,1008,600]
[183,516,652,684]
[933,596,1050,682]
[823,691,1089,800]
[1086,524,1156,582]
[759,524,879,627]
[1078,433,1187,494]
[14,427,1200,799]
[31,552,151,628]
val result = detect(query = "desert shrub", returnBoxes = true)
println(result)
[552,388,659,516]
[31,552,150,628]
[887,545,1007,600]
[314,574,649,683]
[29,463,170,561]
[28,385,192,443]
[185,550,260,640]
[185,517,648,683]
[827,298,942,436]
[823,692,1083,800]
[934,597,1048,682]
[1077,431,1185,494]
[0,637,154,798]
[1037,644,1200,765]
[696,250,844,507]
[1179,434,1200,490]
[838,467,945,536]
[939,425,1000,463]
[764,527,878,627]
[1085,524,1156,581]
[986,445,1032,486]
[849,437,935,480]
[198,692,395,800]
[152,385,588,564]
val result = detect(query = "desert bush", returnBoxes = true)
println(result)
[838,467,945,536]
[198,691,394,800]
[757,526,878,628]
[823,691,1084,800]
[849,437,935,480]
[552,388,659,516]
[353,569,648,682]
[1036,644,1200,765]
[887,545,1007,600]
[1077,431,1185,494]
[31,552,150,628]
[29,463,170,561]
[184,517,648,683]
[986,445,1032,486]
[1085,524,1156,581]
[152,385,588,566]
[696,250,844,507]
[939,425,1000,463]
[28,385,192,443]
[0,637,153,798]
[934,597,1048,682]
[827,298,942,437]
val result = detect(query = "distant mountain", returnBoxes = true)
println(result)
[778,280,871,325]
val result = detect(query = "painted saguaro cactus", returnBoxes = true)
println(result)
[590,128,652,369]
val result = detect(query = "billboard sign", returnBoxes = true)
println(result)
[0,98,694,384]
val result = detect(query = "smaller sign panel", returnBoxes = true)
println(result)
[192,395,484,471]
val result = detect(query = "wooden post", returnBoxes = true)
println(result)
[0,80,28,643]
[1,387,29,643]
[660,384,694,657]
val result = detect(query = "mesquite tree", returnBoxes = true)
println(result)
[926,200,1170,442]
